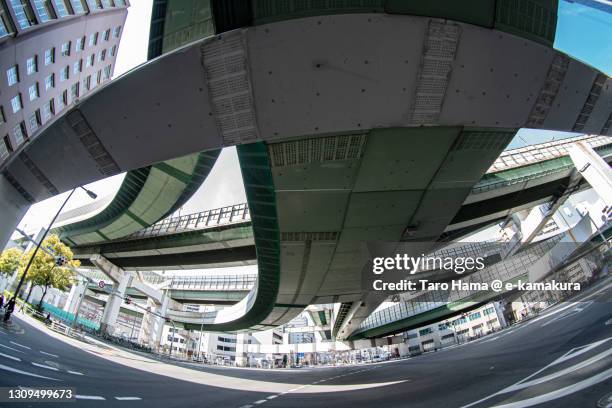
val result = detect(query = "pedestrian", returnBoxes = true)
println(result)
[3,298,15,322]
[0,293,4,309]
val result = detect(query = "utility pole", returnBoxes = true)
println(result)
[6,186,96,322]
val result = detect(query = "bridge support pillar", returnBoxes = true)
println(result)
[569,141,612,206]
[99,273,131,336]
[63,278,87,315]
[139,295,169,350]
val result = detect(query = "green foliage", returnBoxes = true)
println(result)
[0,247,22,277]
[18,234,79,307]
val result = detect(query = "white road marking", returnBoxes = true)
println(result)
[461,337,612,408]
[76,395,106,400]
[68,370,84,375]
[9,341,31,350]
[32,362,59,371]
[0,352,21,362]
[266,395,277,399]
[239,405,254,408]
[115,397,142,400]
[40,351,59,358]
[253,400,267,404]
[0,363,59,380]
[504,348,612,393]
[0,343,25,353]
[490,367,612,408]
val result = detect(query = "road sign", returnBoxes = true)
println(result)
[98,280,105,288]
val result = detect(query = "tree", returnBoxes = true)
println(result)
[0,247,22,278]
[18,234,79,309]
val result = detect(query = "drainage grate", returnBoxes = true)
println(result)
[573,73,607,132]
[19,153,59,195]
[281,231,339,241]
[409,20,460,125]
[201,32,259,145]
[2,170,34,203]
[269,133,366,167]
[454,130,515,151]
[526,53,569,128]
[67,110,120,176]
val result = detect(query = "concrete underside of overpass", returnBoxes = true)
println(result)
[1,6,611,335]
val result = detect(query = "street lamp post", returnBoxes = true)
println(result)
[6,186,97,322]
[197,321,204,360]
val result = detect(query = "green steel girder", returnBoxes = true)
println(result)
[148,0,559,61]
[187,142,281,332]
[55,149,221,245]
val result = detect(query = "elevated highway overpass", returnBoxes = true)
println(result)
[67,135,612,336]
[1,2,611,336]
[66,135,611,271]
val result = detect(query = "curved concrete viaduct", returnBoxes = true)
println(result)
[2,5,611,333]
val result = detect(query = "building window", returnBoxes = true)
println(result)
[11,94,23,113]
[42,99,54,122]
[0,3,14,39]
[115,0,125,5]
[83,75,91,91]
[32,0,54,23]
[0,106,5,125]
[98,49,106,62]
[113,25,121,38]
[96,70,102,84]
[28,110,41,132]
[86,0,103,10]
[7,66,19,86]
[61,41,71,56]
[419,327,433,336]
[12,122,27,145]
[9,0,37,29]
[26,56,37,75]
[469,312,482,321]
[0,135,10,161]
[56,90,67,111]
[28,83,39,101]
[73,59,82,74]
[44,47,55,66]
[86,54,94,67]
[76,36,84,51]
[110,45,117,57]
[69,0,86,14]
[103,29,110,41]
[45,74,55,90]
[52,0,70,17]
[103,64,111,79]
[89,32,98,46]
[70,82,79,100]
[60,66,69,81]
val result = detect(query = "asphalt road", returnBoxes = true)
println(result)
[0,282,610,408]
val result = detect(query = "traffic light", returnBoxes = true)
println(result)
[55,255,68,267]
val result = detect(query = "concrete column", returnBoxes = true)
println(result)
[139,295,169,349]
[569,141,612,205]
[235,333,249,367]
[0,175,30,249]
[100,273,131,335]
[63,279,87,315]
